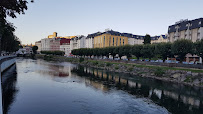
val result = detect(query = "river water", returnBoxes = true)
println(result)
[2,58,203,114]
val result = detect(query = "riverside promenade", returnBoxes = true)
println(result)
[0,56,16,114]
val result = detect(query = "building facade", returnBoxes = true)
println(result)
[168,18,203,63]
[168,18,203,42]
[94,30,128,48]
[60,39,71,56]
[128,35,145,45]
[70,35,86,51]
[86,32,101,48]
[151,35,168,43]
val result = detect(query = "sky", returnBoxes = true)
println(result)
[7,0,203,44]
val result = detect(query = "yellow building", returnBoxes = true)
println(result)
[94,30,128,48]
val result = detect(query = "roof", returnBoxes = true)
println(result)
[168,18,203,33]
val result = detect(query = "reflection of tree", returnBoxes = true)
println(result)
[71,66,203,114]
[2,65,18,114]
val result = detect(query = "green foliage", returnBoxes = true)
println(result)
[154,67,165,77]
[41,51,65,56]
[155,42,172,62]
[171,39,193,63]
[44,55,53,61]
[194,39,203,62]
[132,45,143,60]
[143,34,151,44]
[106,62,112,66]
[141,44,155,60]
[79,57,84,63]
[115,66,119,70]
[127,66,134,72]
[1,22,21,52]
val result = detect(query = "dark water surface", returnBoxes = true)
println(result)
[2,58,203,114]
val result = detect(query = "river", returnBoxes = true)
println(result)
[2,58,203,114]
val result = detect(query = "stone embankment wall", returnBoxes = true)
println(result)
[36,55,203,87]
[79,60,203,88]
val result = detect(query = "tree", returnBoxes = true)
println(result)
[171,39,193,63]
[141,44,155,61]
[155,42,172,62]
[122,45,132,60]
[32,46,38,54]
[194,39,203,64]
[132,45,143,60]
[143,34,151,44]
[0,0,34,55]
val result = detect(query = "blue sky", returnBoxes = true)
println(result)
[7,0,203,44]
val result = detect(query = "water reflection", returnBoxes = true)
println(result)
[2,65,18,114]
[72,65,203,114]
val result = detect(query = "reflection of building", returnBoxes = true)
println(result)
[168,18,203,42]
[151,35,168,43]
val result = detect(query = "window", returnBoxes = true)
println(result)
[116,37,118,46]
[104,36,105,47]
[123,38,125,45]
[109,36,111,46]
[199,21,202,25]
[113,37,114,46]
[120,38,121,45]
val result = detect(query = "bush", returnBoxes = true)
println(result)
[128,67,134,72]
[79,58,84,63]
[106,62,112,66]
[115,66,119,70]
[41,51,65,56]
[154,67,165,77]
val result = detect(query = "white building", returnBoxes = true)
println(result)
[85,32,101,48]
[70,35,86,51]
[126,34,144,45]
[41,38,51,51]
[168,18,203,42]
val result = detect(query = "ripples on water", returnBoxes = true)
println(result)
[2,59,203,114]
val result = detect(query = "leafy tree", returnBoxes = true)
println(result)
[171,39,193,63]
[155,42,172,62]
[32,46,38,54]
[194,39,203,64]
[0,0,34,55]
[143,34,151,44]
[141,44,155,61]
[132,45,143,60]
[122,45,132,60]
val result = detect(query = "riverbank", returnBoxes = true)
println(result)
[36,54,203,87]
